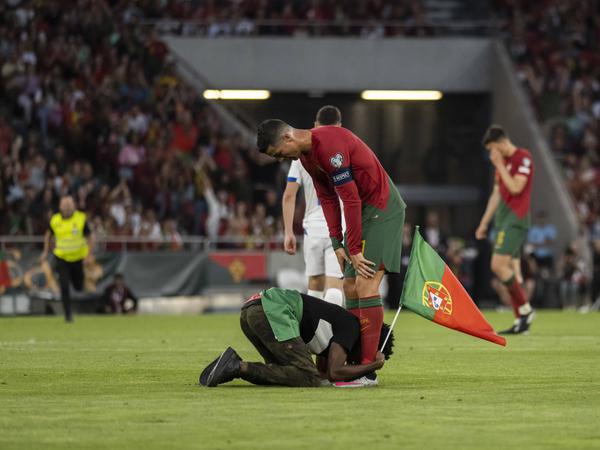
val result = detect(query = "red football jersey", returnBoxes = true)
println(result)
[299,126,391,255]
[495,148,534,220]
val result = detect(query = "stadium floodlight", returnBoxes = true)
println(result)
[360,90,443,101]
[203,90,271,100]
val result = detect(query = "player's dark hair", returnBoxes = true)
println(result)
[256,119,289,153]
[379,323,395,360]
[316,105,342,126]
[482,125,508,146]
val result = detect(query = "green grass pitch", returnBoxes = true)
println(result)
[1,311,599,450]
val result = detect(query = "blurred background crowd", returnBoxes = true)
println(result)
[0,0,598,308]
[0,0,287,250]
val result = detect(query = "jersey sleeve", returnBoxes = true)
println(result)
[314,138,363,255]
[311,173,344,246]
[287,160,302,185]
[515,153,533,179]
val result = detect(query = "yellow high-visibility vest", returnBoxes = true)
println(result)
[50,211,89,262]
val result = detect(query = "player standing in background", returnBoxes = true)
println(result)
[282,106,344,306]
[476,125,535,334]
[257,119,406,369]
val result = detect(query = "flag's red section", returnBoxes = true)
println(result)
[433,267,507,347]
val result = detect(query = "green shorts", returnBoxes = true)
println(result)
[493,224,528,257]
[343,196,405,279]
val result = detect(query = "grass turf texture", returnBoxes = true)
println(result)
[1,312,599,450]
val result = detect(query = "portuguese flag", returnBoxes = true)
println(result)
[400,229,506,346]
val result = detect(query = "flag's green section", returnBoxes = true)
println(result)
[400,228,445,320]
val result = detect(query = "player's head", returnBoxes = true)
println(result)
[114,273,124,287]
[257,119,304,160]
[59,195,75,218]
[379,323,395,360]
[315,105,342,127]
[482,124,511,155]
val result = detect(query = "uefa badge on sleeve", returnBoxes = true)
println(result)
[330,153,344,168]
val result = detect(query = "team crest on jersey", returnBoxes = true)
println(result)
[522,157,531,167]
[422,281,452,315]
[330,153,344,168]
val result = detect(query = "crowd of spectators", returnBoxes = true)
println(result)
[0,0,287,250]
[497,0,600,307]
[138,0,435,38]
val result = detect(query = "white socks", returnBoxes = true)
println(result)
[307,289,324,299]
[324,288,344,307]
[306,288,344,307]
[518,303,532,315]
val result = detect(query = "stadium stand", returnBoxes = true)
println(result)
[0,0,598,308]
[496,0,600,307]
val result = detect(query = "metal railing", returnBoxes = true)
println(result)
[0,235,293,253]
[140,18,502,37]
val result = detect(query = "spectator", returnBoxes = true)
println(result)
[102,273,138,314]
[527,211,557,271]
[423,210,447,255]
[557,242,587,310]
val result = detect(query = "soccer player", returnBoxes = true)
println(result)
[39,195,94,322]
[476,125,535,334]
[282,105,344,306]
[256,119,406,365]
[199,288,394,388]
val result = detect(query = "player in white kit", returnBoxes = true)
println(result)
[282,106,344,306]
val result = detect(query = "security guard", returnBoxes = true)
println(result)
[40,195,94,322]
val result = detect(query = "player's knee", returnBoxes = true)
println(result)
[308,275,325,291]
[354,277,378,299]
[491,255,511,277]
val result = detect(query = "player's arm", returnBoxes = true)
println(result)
[282,181,300,255]
[326,342,384,381]
[312,176,344,248]
[490,149,529,195]
[495,165,528,195]
[476,184,500,240]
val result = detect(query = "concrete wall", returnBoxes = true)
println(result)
[165,37,492,92]
[491,42,579,253]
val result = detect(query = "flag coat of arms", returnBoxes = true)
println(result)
[400,229,506,346]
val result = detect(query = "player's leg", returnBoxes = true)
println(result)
[512,257,523,285]
[303,234,325,298]
[307,275,325,298]
[239,305,321,387]
[490,277,512,310]
[492,226,533,333]
[56,258,73,322]
[353,206,404,364]
[323,239,344,306]
[355,270,386,364]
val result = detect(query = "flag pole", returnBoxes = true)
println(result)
[380,303,402,352]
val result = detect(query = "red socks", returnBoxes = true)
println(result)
[503,275,527,318]
[358,296,384,364]
[346,296,384,364]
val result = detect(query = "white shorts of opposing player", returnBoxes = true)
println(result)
[304,234,344,307]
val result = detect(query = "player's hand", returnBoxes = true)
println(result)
[335,247,349,273]
[489,148,503,167]
[349,252,376,279]
[475,223,488,240]
[374,351,385,370]
[284,233,297,255]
